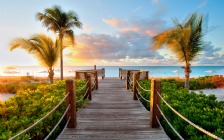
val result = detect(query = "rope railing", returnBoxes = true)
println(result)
[76,80,89,92]
[57,116,71,139]
[136,81,151,92]
[128,81,133,91]
[76,87,89,103]
[92,79,96,90]
[136,87,150,103]
[9,92,70,140]
[76,81,91,114]
[156,91,223,140]
[135,88,149,111]
[129,76,133,83]
[75,71,98,90]
[156,104,184,140]
[155,116,170,140]
[10,78,91,140]
[44,104,71,140]
[76,78,94,113]
[77,101,86,114]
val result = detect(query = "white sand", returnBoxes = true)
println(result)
[0,93,15,102]
[193,88,224,101]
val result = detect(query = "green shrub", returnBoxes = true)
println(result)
[137,79,224,139]
[0,80,87,139]
[0,83,46,93]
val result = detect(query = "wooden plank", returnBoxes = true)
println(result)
[58,77,169,140]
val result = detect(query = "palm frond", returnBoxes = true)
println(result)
[64,30,74,44]
[151,12,204,64]
[37,5,82,35]
[152,29,180,50]
[9,38,31,51]
[9,34,60,68]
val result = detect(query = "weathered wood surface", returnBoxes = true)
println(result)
[58,77,169,140]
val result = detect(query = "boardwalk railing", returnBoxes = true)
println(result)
[125,70,149,90]
[9,79,92,140]
[126,72,223,140]
[75,70,101,90]
[119,68,148,80]
[76,67,105,80]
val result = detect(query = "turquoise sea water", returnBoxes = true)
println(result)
[0,66,223,77]
[1,66,224,101]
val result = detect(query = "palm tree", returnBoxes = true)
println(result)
[152,13,204,90]
[9,34,60,84]
[36,5,82,80]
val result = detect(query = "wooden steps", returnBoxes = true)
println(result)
[58,77,169,140]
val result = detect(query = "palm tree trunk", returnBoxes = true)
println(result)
[48,68,54,84]
[184,63,191,92]
[185,74,189,91]
[59,34,63,80]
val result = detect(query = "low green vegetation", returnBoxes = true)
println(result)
[0,76,51,83]
[138,77,224,139]
[0,83,46,93]
[0,80,87,139]
[166,75,224,90]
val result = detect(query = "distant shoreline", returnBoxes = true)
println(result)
[0,65,223,78]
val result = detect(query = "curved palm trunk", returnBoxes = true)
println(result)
[59,34,63,80]
[184,63,191,92]
[48,68,54,84]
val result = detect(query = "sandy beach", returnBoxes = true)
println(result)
[0,93,15,102]
[193,88,224,101]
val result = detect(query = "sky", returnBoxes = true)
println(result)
[1,0,224,66]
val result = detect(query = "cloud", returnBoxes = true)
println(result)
[194,41,224,65]
[66,33,156,60]
[151,0,159,4]
[82,24,95,32]
[201,41,221,57]
[65,15,224,66]
[197,0,208,9]
[64,16,168,66]
[103,18,166,36]
[102,18,127,28]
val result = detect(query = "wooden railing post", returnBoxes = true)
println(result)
[84,72,88,79]
[75,72,79,79]
[145,71,149,80]
[119,68,122,79]
[102,68,105,79]
[94,65,96,70]
[126,70,130,90]
[150,78,161,128]
[66,80,76,128]
[133,72,140,100]
[86,74,92,100]
[94,71,98,89]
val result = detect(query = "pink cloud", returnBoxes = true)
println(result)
[120,26,140,33]
[63,17,177,65]
[102,18,127,28]
[145,29,157,37]
[102,18,165,37]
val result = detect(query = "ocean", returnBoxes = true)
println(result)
[0,66,223,78]
[1,66,224,102]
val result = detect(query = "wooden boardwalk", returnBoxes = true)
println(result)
[58,77,169,140]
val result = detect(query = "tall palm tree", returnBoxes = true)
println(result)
[36,5,82,80]
[9,34,60,84]
[152,13,204,90]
